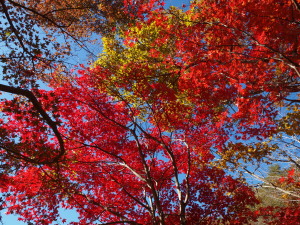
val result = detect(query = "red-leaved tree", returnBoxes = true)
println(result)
[0,69,258,224]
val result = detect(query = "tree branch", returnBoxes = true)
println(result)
[244,167,300,199]
[0,0,29,55]
[0,83,65,164]
[292,0,300,11]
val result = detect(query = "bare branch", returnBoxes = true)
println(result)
[244,167,300,199]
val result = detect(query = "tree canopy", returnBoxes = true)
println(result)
[0,0,299,224]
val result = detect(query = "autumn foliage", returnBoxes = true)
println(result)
[0,0,299,224]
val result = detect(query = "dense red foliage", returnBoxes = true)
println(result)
[0,70,259,224]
